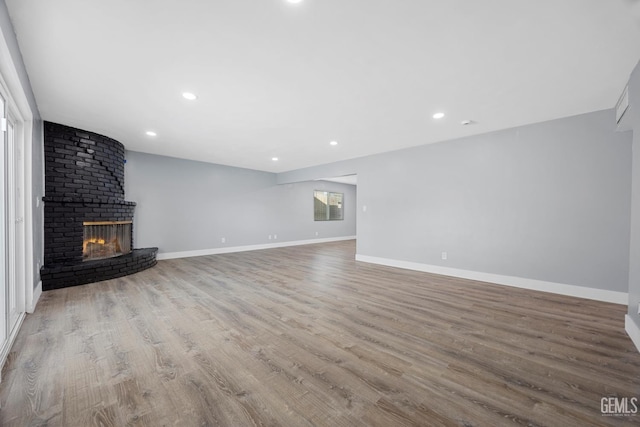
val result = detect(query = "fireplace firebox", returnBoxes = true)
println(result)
[83,221,132,261]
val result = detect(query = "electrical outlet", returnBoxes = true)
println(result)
[221,237,226,243]
[274,234,277,240]
[441,252,447,260]
[268,235,272,240]
[315,231,319,236]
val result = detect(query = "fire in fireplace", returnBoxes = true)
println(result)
[83,221,132,261]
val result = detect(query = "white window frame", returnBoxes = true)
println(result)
[0,24,37,379]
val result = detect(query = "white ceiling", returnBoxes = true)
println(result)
[6,0,640,173]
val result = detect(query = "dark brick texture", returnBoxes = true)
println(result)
[40,248,158,290]
[41,122,157,290]
[44,121,126,201]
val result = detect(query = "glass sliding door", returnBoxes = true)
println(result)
[0,88,26,351]
[0,93,6,346]
[5,113,23,334]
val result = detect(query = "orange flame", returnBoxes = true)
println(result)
[83,238,106,253]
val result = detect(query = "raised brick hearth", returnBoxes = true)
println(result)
[41,122,157,290]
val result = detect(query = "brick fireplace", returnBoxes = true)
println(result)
[40,122,157,290]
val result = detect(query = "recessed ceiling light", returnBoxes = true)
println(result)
[432,112,445,119]
[286,0,303,3]
[272,157,279,161]
[330,140,338,146]
[182,92,197,100]
[145,131,157,136]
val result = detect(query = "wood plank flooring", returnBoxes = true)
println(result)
[1,240,639,426]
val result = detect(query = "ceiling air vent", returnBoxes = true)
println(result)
[616,85,629,124]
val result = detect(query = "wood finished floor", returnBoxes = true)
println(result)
[1,240,639,426]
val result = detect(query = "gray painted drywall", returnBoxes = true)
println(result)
[0,0,43,290]
[280,109,632,293]
[626,59,640,325]
[124,151,356,255]
[278,157,362,186]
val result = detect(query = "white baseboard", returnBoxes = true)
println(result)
[626,315,640,353]
[157,236,357,261]
[27,281,42,313]
[355,254,628,305]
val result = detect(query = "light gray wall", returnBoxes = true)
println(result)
[278,157,362,186]
[358,111,631,292]
[124,151,356,255]
[280,109,632,293]
[0,0,43,290]
[626,59,640,324]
